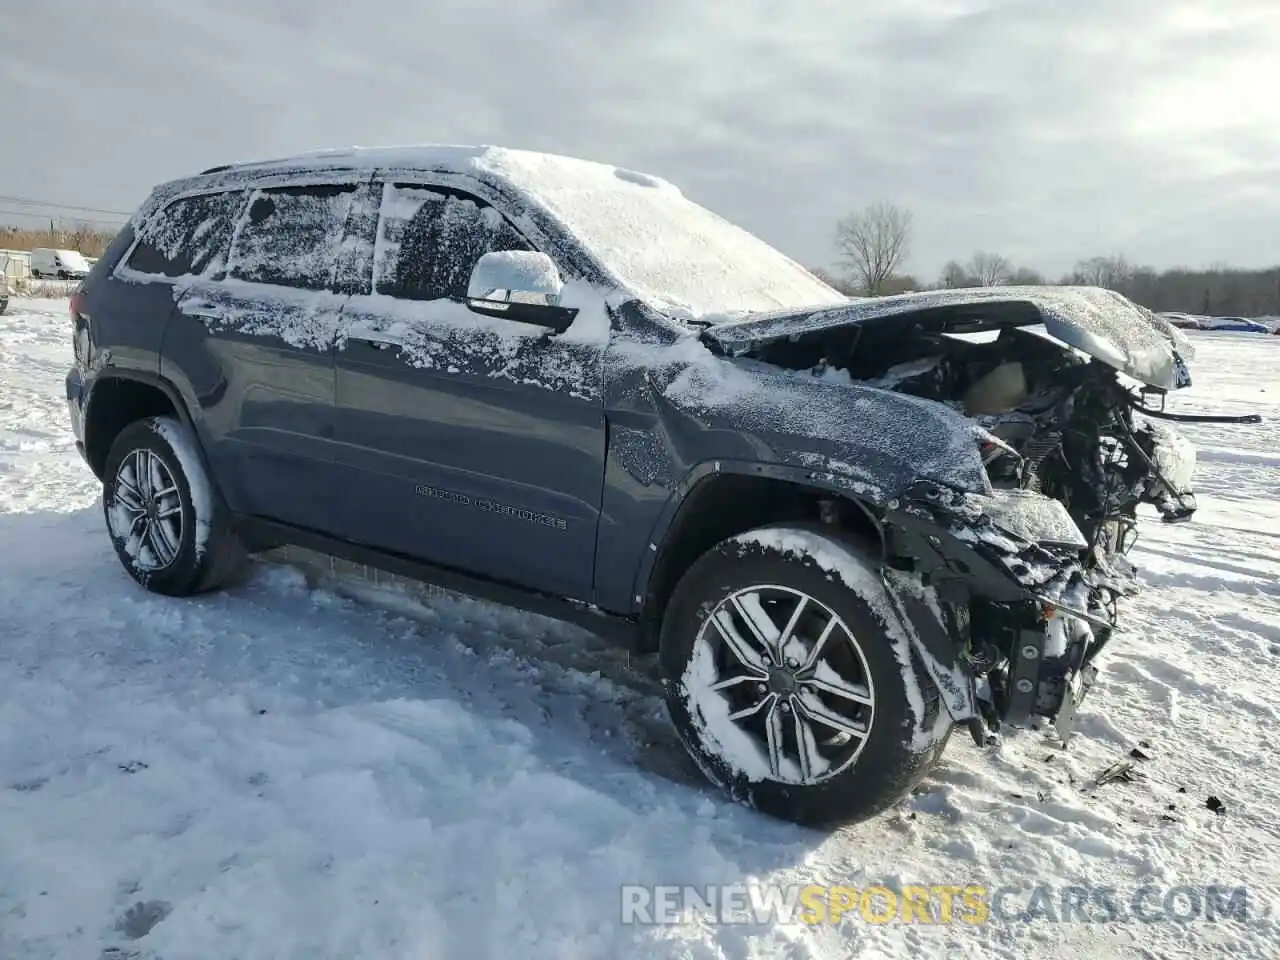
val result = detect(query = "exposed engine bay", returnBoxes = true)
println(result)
[730,309,1237,744]
[748,318,1199,533]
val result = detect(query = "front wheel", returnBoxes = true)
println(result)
[102,416,246,596]
[659,525,950,826]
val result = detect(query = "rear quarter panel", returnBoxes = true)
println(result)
[79,226,175,379]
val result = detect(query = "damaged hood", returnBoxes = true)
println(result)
[701,286,1193,391]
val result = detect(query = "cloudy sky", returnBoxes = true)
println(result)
[2,0,1277,280]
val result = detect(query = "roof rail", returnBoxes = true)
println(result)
[197,147,361,177]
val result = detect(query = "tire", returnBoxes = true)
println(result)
[659,525,950,826]
[102,416,246,596]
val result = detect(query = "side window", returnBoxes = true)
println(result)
[228,183,359,291]
[331,182,380,296]
[125,191,243,278]
[374,184,532,302]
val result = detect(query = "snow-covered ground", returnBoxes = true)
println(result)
[2,297,1278,959]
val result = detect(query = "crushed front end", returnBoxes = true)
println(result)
[711,285,1259,743]
[884,481,1129,742]
[881,366,1213,744]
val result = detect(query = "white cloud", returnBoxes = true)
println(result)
[3,0,1277,280]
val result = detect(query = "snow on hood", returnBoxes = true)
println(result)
[704,286,1193,391]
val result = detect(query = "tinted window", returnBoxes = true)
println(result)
[229,183,358,291]
[126,191,243,278]
[374,184,531,301]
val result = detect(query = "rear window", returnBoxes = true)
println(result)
[228,183,359,291]
[125,191,243,278]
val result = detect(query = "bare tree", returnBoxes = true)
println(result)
[1070,254,1132,290]
[940,260,972,288]
[968,251,1011,286]
[835,203,913,296]
[929,248,1280,315]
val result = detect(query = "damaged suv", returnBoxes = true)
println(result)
[67,146,1219,825]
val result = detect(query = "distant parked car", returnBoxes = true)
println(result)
[30,248,92,281]
[1157,312,1203,330]
[0,278,10,316]
[1203,316,1268,333]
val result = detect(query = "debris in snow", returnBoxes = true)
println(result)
[116,761,149,775]
[1129,746,1152,761]
[115,900,172,940]
[1092,759,1141,787]
[1206,796,1227,815]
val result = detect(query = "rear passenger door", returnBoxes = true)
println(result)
[160,178,377,529]
[330,179,608,600]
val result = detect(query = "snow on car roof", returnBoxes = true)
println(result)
[180,144,845,318]
[199,143,680,192]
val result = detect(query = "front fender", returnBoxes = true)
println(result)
[657,357,991,503]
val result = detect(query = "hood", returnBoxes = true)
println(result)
[701,286,1193,391]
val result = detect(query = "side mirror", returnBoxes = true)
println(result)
[466,251,578,333]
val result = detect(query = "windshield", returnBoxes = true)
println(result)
[56,250,90,270]
[479,150,848,319]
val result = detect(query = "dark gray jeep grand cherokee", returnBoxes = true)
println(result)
[66,145,1205,825]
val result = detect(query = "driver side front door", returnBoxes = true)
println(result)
[329,180,608,601]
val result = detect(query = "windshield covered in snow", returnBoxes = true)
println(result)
[477,150,848,320]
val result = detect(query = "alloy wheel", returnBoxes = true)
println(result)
[691,584,876,785]
[107,448,185,572]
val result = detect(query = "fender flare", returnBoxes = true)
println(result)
[630,457,887,616]
[82,369,212,481]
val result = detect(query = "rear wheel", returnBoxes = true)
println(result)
[102,416,246,596]
[660,526,949,826]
